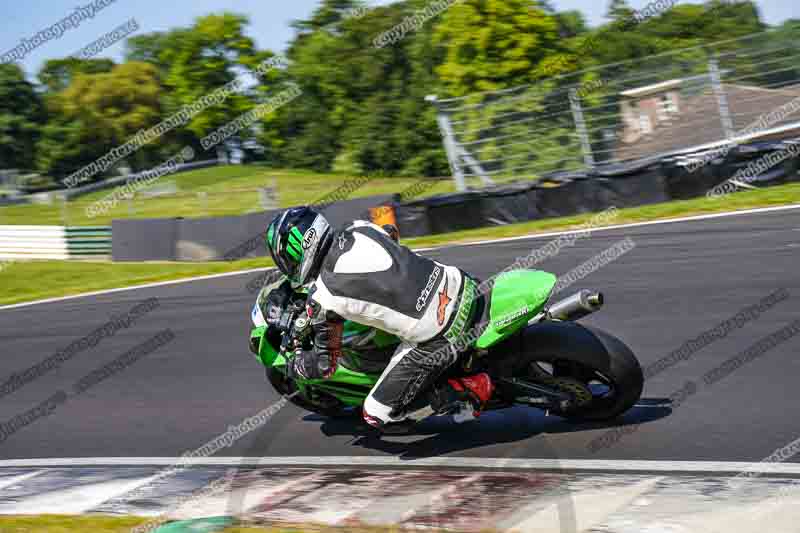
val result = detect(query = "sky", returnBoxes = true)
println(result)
[1,0,796,78]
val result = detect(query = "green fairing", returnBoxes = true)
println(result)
[475,270,557,349]
[304,364,378,405]
[343,321,397,347]
[251,326,280,367]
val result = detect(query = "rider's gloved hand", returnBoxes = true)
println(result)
[308,300,344,379]
[287,349,325,380]
[265,279,293,327]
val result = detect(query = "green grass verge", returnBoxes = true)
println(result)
[0,258,271,306]
[2,182,799,306]
[0,515,149,532]
[0,166,453,226]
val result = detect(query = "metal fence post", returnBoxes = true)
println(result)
[569,88,596,171]
[427,95,468,191]
[709,58,735,140]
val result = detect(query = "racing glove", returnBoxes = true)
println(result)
[287,348,325,380]
[285,317,344,380]
[307,300,345,379]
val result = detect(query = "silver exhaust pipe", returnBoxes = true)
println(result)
[547,290,604,321]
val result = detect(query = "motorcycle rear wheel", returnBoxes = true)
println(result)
[494,321,643,421]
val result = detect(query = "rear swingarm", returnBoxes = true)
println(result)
[499,377,574,411]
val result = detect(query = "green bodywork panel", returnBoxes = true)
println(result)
[251,325,280,367]
[343,320,398,347]
[301,363,378,405]
[475,270,557,349]
[250,320,397,405]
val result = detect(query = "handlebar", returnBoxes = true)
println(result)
[277,299,313,356]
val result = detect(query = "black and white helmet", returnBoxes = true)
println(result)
[265,207,333,287]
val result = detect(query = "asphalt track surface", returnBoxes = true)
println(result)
[1,208,799,463]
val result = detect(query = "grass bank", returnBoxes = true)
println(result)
[0,166,452,226]
[0,515,149,532]
[0,258,270,306]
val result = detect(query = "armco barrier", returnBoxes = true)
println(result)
[0,226,111,260]
[396,138,800,237]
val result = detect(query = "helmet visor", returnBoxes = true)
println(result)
[272,248,300,284]
[266,215,302,284]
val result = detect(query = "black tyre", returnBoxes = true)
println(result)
[491,321,643,421]
[265,367,358,418]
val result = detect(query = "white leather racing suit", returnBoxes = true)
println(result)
[307,221,480,427]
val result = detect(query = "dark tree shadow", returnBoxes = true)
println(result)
[307,398,673,460]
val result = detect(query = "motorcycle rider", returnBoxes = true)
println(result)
[263,206,494,433]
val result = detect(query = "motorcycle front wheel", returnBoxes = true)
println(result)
[265,367,359,418]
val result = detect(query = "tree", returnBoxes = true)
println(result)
[36,62,163,180]
[555,10,588,39]
[126,13,263,155]
[433,0,564,96]
[606,0,634,24]
[290,0,365,35]
[0,64,43,170]
[266,0,449,175]
[38,58,114,94]
[640,1,764,44]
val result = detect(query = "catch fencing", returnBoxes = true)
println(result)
[429,29,800,190]
[0,226,111,260]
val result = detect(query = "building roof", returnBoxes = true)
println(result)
[614,83,800,162]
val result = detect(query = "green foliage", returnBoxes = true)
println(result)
[0,63,43,170]
[131,13,259,149]
[433,0,563,96]
[606,0,635,24]
[555,10,588,38]
[37,57,115,94]
[264,0,449,176]
[36,62,163,181]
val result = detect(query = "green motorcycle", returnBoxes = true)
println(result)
[249,270,643,421]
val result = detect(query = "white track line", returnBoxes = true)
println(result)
[2,472,165,515]
[432,202,800,249]
[3,202,799,312]
[2,457,800,476]
[0,470,45,490]
[0,267,273,311]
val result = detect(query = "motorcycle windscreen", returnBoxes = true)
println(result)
[476,270,557,349]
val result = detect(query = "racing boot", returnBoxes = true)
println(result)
[431,373,494,423]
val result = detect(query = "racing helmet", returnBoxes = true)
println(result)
[265,207,332,287]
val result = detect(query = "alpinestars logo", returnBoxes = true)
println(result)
[437,277,451,325]
[416,266,441,312]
